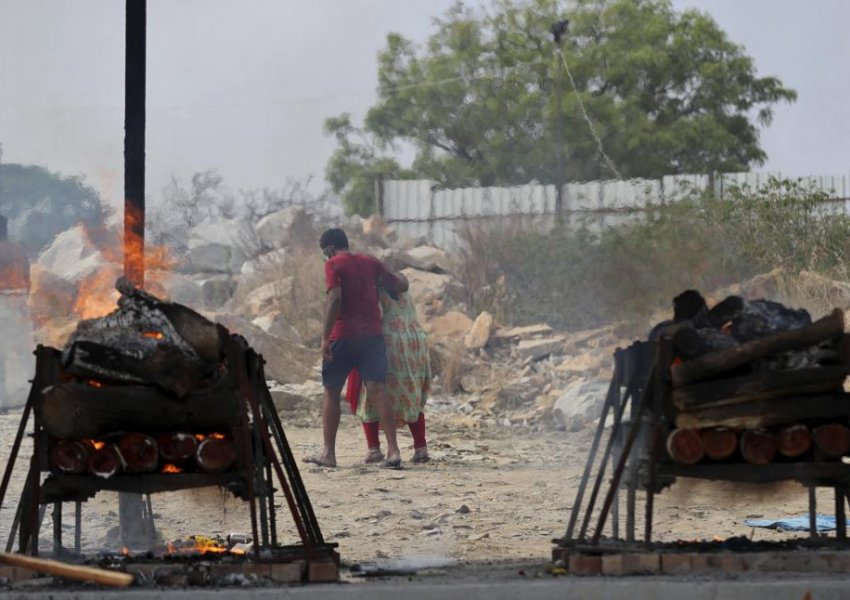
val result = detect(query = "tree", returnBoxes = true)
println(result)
[325,0,796,214]
[0,163,109,255]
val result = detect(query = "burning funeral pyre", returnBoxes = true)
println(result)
[0,278,338,584]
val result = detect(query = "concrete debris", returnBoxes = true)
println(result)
[515,336,566,361]
[464,311,494,350]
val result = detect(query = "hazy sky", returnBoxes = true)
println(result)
[0,0,848,209]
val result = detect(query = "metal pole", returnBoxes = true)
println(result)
[551,20,569,225]
[119,0,154,548]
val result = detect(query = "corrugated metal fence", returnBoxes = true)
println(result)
[381,172,850,249]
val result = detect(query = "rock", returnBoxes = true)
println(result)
[556,353,604,378]
[739,268,784,302]
[402,246,452,274]
[553,379,610,431]
[268,382,321,412]
[255,207,312,250]
[199,275,236,309]
[0,293,35,408]
[252,312,303,344]
[515,336,566,361]
[491,324,554,343]
[240,248,288,276]
[27,265,77,325]
[401,268,462,318]
[465,311,494,349]
[35,224,106,283]
[237,277,294,318]
[426,311,473,339]
[146,270,205,308]
[362,214,389,237]
[187,219,261,274]
[210,313,318,383]
[456,504,471,514]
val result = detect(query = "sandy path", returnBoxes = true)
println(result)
[0,405,831,565]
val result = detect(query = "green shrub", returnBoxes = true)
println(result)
[457,178,850,331]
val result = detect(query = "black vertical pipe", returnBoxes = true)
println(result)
[124,0,146,288]
[120,0,151,549]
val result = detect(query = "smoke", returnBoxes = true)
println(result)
[0,292,35,410]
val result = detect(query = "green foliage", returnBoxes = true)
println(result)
[458,179,850,331]
[326,0,796,215]
[0,163,108,254]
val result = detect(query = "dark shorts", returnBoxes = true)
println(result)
[321,335,388,389]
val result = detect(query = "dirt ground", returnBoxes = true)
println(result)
[0,400,834,566]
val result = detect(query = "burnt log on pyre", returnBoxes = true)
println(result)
[658,292,850,467]
[61,277,228,397]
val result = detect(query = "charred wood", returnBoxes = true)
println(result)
[740,429,778,465]
[666,429,704,465]
[37,380,241,439]
[675,394,850,430]
[813,423,850,458]
[672,365,848,411]
[118,433,158,473]
[196,436,236,473]
[670,309,844,388]
[776,424,812,458]
[88,445,123,479]
[158,432,198,463]
[699,427,738,461]
[49,440,92,475]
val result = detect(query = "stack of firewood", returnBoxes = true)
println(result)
[35,278,243,478]
[663,298,850,466]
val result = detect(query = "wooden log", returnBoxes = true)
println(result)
[36,379,241,439]
[777,424,812,458]
[672,365,848,411]
[195,436,235,473]
[740,429,777,465]
[158,432,198,463]
[49,440,92,475]
[699,427,738,460]
[666,429,704,465]
[118,433,158,473]
[676,394,850,430]
[88,445,123,479]
[671,309,844,388]
[813,423,850,458]
[0,551,134,587]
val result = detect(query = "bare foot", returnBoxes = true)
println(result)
[364,448,384,464]
[412,447,430,464]
[303,453,336,468]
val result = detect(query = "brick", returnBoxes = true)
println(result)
[602,553,659,576]
[209,563,245,579]
[552,547,571,566]
[661,553,692,575]
[0,566,34,583]
[242,563,271,579]
[741,552,782,573]
[568,554,602,576]
[828,552,850,573]
[270,561,306,583]
[308,560,339,583]
[717,553,744,573]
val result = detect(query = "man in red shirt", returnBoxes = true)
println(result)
[304,228,408,468]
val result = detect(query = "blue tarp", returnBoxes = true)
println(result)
[744,515,836,532]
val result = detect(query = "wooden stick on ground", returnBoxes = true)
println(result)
[0,551,134,587]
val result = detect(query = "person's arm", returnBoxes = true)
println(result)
[376,260,409,294]
[322,260,343,360]
[321,287,342,360]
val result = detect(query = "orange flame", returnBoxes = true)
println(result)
[194,434,206,442]
[91,440,106,450]
[210,433,226,440]
[165,535,233,555]
[120,546,130,556]
[87,380,104,388]
[162,463,182,474]
[142,331,164,340]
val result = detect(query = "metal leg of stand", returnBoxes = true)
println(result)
[836,486,846,541]
[52,502,62,555]
[74,501,82,553]
[808,487,817,539]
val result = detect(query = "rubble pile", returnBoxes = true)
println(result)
[22,210,850,435]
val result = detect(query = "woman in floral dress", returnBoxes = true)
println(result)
[346,289,431,464]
